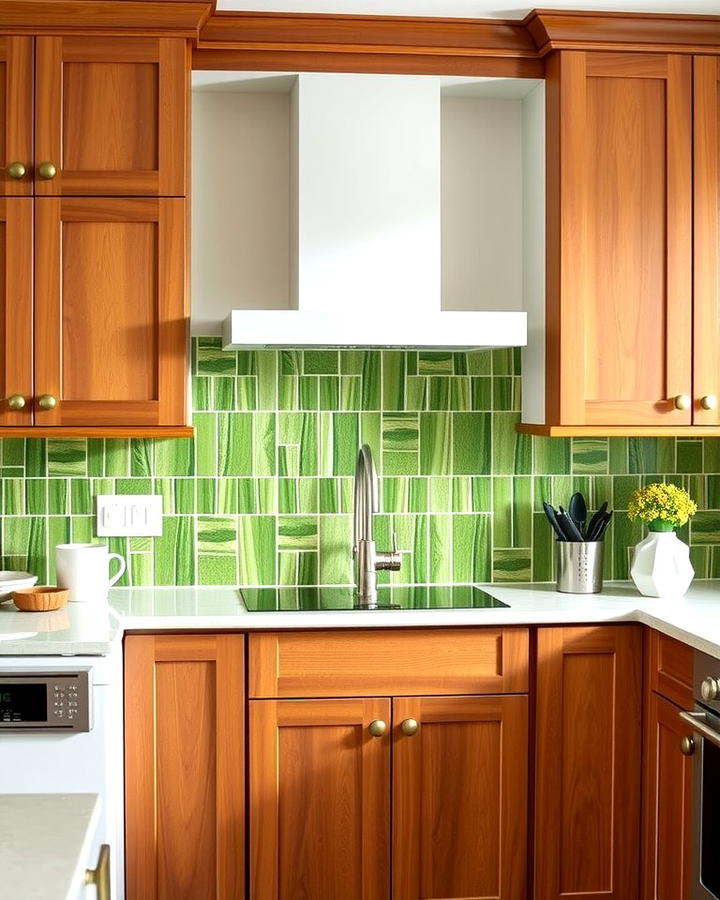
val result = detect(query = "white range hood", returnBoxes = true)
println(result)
[221,73,528,350]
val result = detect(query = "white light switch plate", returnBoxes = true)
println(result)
[96,495,163,537]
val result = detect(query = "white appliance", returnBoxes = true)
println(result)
[0,648,124,899]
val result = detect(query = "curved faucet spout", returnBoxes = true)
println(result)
[353,444,378,554]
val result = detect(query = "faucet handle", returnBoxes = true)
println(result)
[376,533,402,572]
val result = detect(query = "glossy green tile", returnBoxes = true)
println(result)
[198,516,237,555]
[361,352,381,410]
[196,478,216,514]
[319,378,339,411]
[677,440,703,474]
[48,439,86,476]
[318,516,353,584]
[197,337,236,375]
[70,480,91,515]
[217,478,239,515]
[418,352,454,375]
[428,515,453,583]
[237,479,255,514]
[429,477,451,513]
[532,512,556,582]
[257,478,277,514]
[467,351,491,376]
[156,437,193,478]
[300,376,319,410]
[339,376,361,411]
[304,350,338,375]
[534,437,571,475]
[193,414,215,477]
[2,439,23,468]
[237,516,275,585]
[628,438,675,474]
[154,516,196,585]
[492,547,531,583]
[383,352,406,411]
[25,480,46,515]
[492,413,530,475]
[115,478,151,496]
[213,377,237,411]
[3,480,22,515]
[48,479,67,515]
[454,412,490,475]
[453,515,490,582]
[256,352,277,410]
[492,347,520,376]
[218,413,252,476]
[199,555,237,586]
[406,376,427,412]
[278,516,317,551]
[572,438,608,474]
[427,377,470,411]
[492,377,520,412]
[691,512,720,544]
[25,439,46,477]
[420,413,452,476]
[174,479,194,514]
[193,377,211,411]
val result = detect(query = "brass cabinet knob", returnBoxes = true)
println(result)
[37,161,57,180]
[37,394,57,410]
[701,676,720,702]
[6,394,26,410]
[6,162,26,179]
[400,718,419,736]
[673,394,691,411]
[368,720,387,737]
[680,735,695,757]
[701,395,718,410]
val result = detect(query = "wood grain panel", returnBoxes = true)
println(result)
[0,1,208,35]
[124,634,245,900]
[34,197,188,427]
[0,199,32,426]
[393,695,528,900]
[249,628,529,698]
[35,37,187,196]
[517,424,720,437]
[648,629,694,709]
[250,697,391,899]
[642,692,693,900]
[693,56,720,426]
[545,51,692,428]
[0,37,32,197]
[535,626,643,900]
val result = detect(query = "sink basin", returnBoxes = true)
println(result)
[239,584,508,612]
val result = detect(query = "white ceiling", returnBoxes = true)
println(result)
[215,0,720,17]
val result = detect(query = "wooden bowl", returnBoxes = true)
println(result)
[12,586,69,612]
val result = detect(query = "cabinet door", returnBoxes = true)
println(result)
[0,199,32,425]
[124,634,245,900]
[0,37,32,196]
[694,56,720,425]
[546,52,692,427]
[34,197,187,427]
[642,692,693,900]
[35,36,187,196]
[393,695,528,900]
[250,697,391,899]
[535,625,643,900]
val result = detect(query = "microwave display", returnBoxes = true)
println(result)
[0,684,47,722]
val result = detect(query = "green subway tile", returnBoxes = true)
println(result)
[48,439,86,476]
[451,477,472,513]
[533,513,556,582]
[26,517,47,583]
[174,479,194,514]
[492,413,529,475]
[628,438,675,474]
[193,414,215,476]
[70,480,92,515]
[130,439,153,477]
[534,437,571,475]
[382,413,419,452]
[257,481,277,515]
[278,445,298,477]
[690,545,709,578]
[298,479,318,514]
[608,438,629,475]
[361,352,381,410]
[319,377,340,411]
[383,452,418,476]
[492,347,521,376]
[197,337,236,375]
[297,552,318,585]
[279,479,297,514]
[692,512,720,545]
[199,556,237,586]
[304,350,338,375]
[382,477,407,514]
[383,352,406,411]
[406,376,427,412]
[25,439,46,477]
[677,440,703,474]
[237,479,256,514]
[340,350,363,375]
[104,440,130,477]
[492,548,531,583]
[71,517,94,543]
[572,438,608,474]
[406,352,418,376]
[87,441,104,478]
[278,552,298,586]
[492,377,520,412]
[319,478,340,514]
[25,480,46,515]
[467,351,491,376]
[428,515,453,583]
[299,376,319,410]
[339,478,353,514]
[218,478,239,515]
[2,438,24,467]
[235,377,257,410]
[254,413,276,476]
[359,413,381,456]
[493,478,512,547]
[278,516,317,551]
[331,413,359,476]
[281,350,301,375]
[453,353,467,376]
[115,478,151,495]
[471,477,492,512]
[319,517,353,584]
[3,480,23,515]
[213,377,236,411]
[611,516,642,580]
[130,536,152,553]
[419,351,454,375]
[420,413,452,476]
[156,437,193,477]
[429,477,451,513]
[236,350,257,376]
[48,479,68,515]
[1,467,22,478]
[198,516,237,555]
[454,412,491,475]
[339,376,361,411]
[154,516,196,585]
[130,553,153,586]
[454,515,491,582]
[278,376,298,410]
[47,517,71,582]
[218,413,253,476]
[612,475,641,511]
[238,516,275,585]
[196,478,216,514]
[192,376,211,411]
[256,352,278,410]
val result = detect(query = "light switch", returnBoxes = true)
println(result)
[96,495,163,537]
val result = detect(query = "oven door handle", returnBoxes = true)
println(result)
[680,710,720,749]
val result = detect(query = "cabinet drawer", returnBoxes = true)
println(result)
[648,629,693,708]
[249,628,529,698]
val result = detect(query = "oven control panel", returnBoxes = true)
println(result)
[0,669,92,732]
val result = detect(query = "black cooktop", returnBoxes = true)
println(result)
[239,584,509,612]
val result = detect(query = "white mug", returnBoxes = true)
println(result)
[55,543,126,603]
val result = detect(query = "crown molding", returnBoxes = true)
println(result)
[0,1,212,36]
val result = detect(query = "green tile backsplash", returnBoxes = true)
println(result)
[4,336,720,586]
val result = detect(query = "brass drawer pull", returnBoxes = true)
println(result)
[368,720,387,737]
[37,161,57,180]
[6,394,25,410]
[6,162,26,179]
[400,718,418,736]
[37,394,57,410]
[85,844,111,900]
[673,394,691,411]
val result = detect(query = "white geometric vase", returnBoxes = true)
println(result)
[630,531,694,598]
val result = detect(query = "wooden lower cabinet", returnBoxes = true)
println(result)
[124,634,245,900]
[534,625,643,900]
[250,693,528,900]
[642,692,694,899]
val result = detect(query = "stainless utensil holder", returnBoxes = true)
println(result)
[556,541,604,593]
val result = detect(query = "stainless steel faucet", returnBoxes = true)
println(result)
[353,444,402,607]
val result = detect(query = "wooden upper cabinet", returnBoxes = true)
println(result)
[535,625,643,900]
[393,694,528,900]
[0,38,32,197]
[34,36,187,197]
[0,199,32,425]
[34,197,187,427]
[250,697,391,900]
[694,56,720,425]
[124,634,245,900]
[545,51,693,428]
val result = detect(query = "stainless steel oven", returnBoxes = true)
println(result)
[0,667,92,731]
[680,650,720,899]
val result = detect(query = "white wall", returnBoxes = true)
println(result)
[191,89,292,335]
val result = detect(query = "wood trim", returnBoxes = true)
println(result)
[647,628,694,709]
[0,426,194,437]
[0,37,33,198]
[527,8,720,56]
[516,424,720,436]
[249,628,529,698]
[0,1,210,36]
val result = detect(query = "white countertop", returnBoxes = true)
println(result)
[0,793,99,900]
[3,581,720,658]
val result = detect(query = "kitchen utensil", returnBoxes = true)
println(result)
[12,586,69,612]
[0,572,38,603]
[568,492,587,537]
[543,502,566,541]
[55,543,126,603]
[557,506,585,542]
[585,502,608,542]
[588,510,613,542]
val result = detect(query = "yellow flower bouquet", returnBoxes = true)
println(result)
[627,482,697,532]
